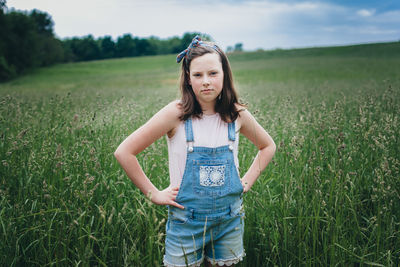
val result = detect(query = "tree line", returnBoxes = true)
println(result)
[0,1,242,82]
[61,32,211,62]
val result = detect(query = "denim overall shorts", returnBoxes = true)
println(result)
[164,118,245,267]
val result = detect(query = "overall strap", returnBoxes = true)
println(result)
[184,118,194,142]
[228,121,236,141]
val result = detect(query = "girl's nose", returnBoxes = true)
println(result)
[203,76,210,86]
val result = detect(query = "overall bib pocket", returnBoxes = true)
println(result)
[192,159,231,196]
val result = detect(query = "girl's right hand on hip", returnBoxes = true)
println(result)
[149,186,184,210]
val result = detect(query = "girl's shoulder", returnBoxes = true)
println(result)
[149,100,182,130]
[235,103,246,112]
[236,104,260,133]
[162,100,183,138]
[163,100,183,117]
[235,103,248,130]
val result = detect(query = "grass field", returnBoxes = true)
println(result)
[1,42,400,266]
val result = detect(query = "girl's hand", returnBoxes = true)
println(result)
[149,186,184,210]
[241,179,250,193]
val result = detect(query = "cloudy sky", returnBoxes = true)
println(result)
[7,0,400,51]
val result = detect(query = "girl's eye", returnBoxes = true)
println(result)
[193,74,201,77]
[210,72,218,75]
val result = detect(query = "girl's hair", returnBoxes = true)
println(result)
[178,43,244,122]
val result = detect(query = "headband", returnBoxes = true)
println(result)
[176,35,218,63]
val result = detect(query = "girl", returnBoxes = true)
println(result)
[114,36,276,267]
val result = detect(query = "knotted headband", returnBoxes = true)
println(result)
[176,35,218,63]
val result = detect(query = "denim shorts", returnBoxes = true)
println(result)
[163,200,245,267]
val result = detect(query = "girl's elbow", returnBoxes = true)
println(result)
[271,141,277,155]
[265,139,276,156]
[260,140,276,155]
[114,146,127,161]
[114,148,122,161]
[114,146,137,161]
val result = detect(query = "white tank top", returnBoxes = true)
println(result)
[166,113,240,187]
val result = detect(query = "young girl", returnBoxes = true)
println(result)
[114,36,276,267]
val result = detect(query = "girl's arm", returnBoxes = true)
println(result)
[114,101,184,209]
[239,109,276,192]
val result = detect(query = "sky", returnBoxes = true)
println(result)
[7,0,400,51]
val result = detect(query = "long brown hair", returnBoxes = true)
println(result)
[178,43,244,122]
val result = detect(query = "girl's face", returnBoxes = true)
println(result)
[189,52,224,108]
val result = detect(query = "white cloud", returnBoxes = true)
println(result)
[357,9,375,17]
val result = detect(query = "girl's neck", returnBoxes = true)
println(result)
[200,102,216,115]
[203,109,216,115]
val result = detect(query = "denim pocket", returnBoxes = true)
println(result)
[169,209,189,225]
[230,200,245,218]
[199,165,225,186]
[192,159,230,196]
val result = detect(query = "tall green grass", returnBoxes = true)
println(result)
[1,43,399,266]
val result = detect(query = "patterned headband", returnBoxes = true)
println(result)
[176,35,218,63]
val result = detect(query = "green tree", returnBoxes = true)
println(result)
[99,36,116,59]
[29,9,63,66]
[234,43,243,52]
[165,36,182,54]
[30,9,54,35]
[0,7,64,81]
[116,34,136,57]
[40,36,64,65]
[0,0,11,80]
[65,35,101,61]
[135,37,154,56]
[147,36,162,55]
[3,11,39,72]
